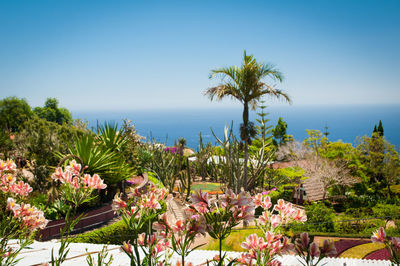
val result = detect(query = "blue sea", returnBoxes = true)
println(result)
[72,105,400,150]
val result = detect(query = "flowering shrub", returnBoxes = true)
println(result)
[49,159,107,266]
[371,227,400,265]
[154,213,206,266]
[237,194,307,265]
[51,160,107,209]
[0,159,32,196]
[112,183,170,265]
[0,159,48,266]
[190,189,254,265]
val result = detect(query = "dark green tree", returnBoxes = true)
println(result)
[205,51,290,190]
[0,97,33,132]
[377,120,384,136]
[14,117,85,192]
[272,117,288,146]
[33,98,72,125]
[357,134,399,197]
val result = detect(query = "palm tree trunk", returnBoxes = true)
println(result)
[243,103,249,191]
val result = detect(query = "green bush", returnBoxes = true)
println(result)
[372,203,400,221]
[301,202,336,232]
[334,214,385,235]
[146,171,164,188]
[71,220,133,245]
[72,202,167,244]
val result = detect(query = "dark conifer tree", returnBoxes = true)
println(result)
[377,120,384,136]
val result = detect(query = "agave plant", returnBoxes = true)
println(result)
[64,134,132,186]
[96,122,127,152]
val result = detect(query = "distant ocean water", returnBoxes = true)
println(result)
[72,105,400,150]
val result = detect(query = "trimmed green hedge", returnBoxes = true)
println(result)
[71,220,134,245]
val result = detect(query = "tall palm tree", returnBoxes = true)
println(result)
[204,50,291,191]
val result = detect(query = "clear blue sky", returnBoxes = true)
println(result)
[0,0,399,111]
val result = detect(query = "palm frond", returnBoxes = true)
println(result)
[261,84,292,104]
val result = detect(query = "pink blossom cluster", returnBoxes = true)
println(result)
[112,184,169,215]
[0,159,32,197]
[152,211,207,265]
[238,232,292,265]
[122,231,171,259]
[6,197,48,231]
[191,189,255,225]
[51,160,107,190]
[237,193,308,265]
[0,159,16,172]
[254,196,307,229]
[154,212,206,243]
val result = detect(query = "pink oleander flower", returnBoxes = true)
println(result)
[141,193,161,210]
[6,198,48,231]
[299,232,310,248]
[371,227,386,243]
[71,176,80,189]
[0,159,16,171]
[0,170,32,197]
[237,253,254,265]
[137,233,146,246]
[238,205,255,223]
[22,210,48,230]
[321,239,336,256]
[310,242,320,257]
[292,209,307,222]
[6,197,18,211]
[112,194,127,211]
[173,219,186,233]
[241,233,265,251]
[153,213,169,231]
[259,211,270,225]
[81,174,107,190]
[61,171,73,184]
[2,174,15,185]
[270,214,282,229]
[191,189,209,206]
[51,167,65,182]
[65,160,81,175]
[121,241,133,254]
[273,199,286,212]
[253,193,263,206]
[253,193,272,210]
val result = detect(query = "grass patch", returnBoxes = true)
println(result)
[339,242,384,259]
[192,182,223,193]
[203,228,262,251]
[390,184,400,194]
[291,230,379,239]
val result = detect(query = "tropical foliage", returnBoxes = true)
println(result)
[205,50,291,190]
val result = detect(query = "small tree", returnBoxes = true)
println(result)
[272,117,288,146]
[377,120,384,136]
[205,51,290,191]
[33,98,72,125]
[0,96,33,132]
